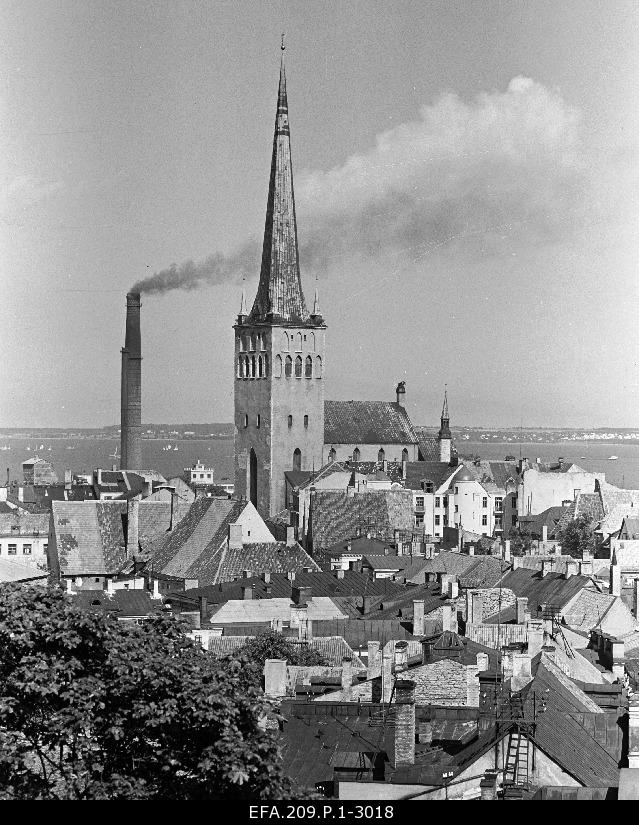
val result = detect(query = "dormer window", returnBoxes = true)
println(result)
[421,481,434,494]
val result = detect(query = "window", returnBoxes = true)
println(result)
[295,332,303,351]
[8,544,16,555]
[482,497,488,508]
[304,415,309,428]
[454,505,458,513]
[495,497,503,512]
[415,496,424,508]
[288,415,293,429]
[512,515,517,526]
[435,516,440,526]
[295,355,303,378]
[378,448,385,463]
[43,543,48,553]
[435,497,440,508]
[239,335,246,352]
[315,355,323,378]
[305,355,313,378]
[482,515,488,527]
[263,353,269,377]
[258,355,263,378]
[352,447,361,462]
[308,331,315,351]
[416,514,424,526]
[22,544,32,555]
[282,331,289,351]
[443,496,448,507]
[495,515,503,528]
[328,447,336,462]
[455,486,459,495]
[243,414,248,429]
[293,448,302,472]
[402,448,409,463]
[285,355,293,377]
[274,354,282,378]
[256,414,261,429]
[422,481,434,494]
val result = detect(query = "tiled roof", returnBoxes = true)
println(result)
[50,501,127,576]
[361,555,415,571]
[310,490,415,550]
[148,497,246,581]
[166,570,409,611]
[518,506,569,539]
[211,541,320,584]
[499,568,591,615]
[0,511,50,536]
[401,461,460,492]
[620,517,639,539]
[562,589,617,632]
[462,460,519,491]
[418,552,508,589]
[70,589,164,618]
[417,434,440,461]
[324,536,391,557]
[324,401,419,446]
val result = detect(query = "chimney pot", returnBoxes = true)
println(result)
[393,679,416,766]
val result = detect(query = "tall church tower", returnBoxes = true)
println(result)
[438,387,452,464]
[234,49,326,518]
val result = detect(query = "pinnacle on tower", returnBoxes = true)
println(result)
[438,385,451,440]
[248,47,310,325]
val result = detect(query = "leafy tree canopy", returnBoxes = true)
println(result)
[235,629,329,667]
[509,528,534,557]
[557,515,596,559]
[0,584,298,800]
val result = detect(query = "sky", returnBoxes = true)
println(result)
[0,0,638,429]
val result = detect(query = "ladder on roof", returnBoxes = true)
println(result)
[554,623,576,659]
[503,694,530,787]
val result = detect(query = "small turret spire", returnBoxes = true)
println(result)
[312,274,320,316]
[238,276,247,320]
[441,384,449,420]
[438,384,452,464]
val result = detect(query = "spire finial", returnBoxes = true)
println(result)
[281,32,285,51]
[239,273,247,319]
[312,272,320,316]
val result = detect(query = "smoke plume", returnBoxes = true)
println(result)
[132,77,588,295]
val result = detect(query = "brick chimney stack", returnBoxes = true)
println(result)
[392,680,416,766]
[120,292,142,471]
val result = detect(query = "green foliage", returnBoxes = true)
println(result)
[0,584,297,800]
[236,629,329,667]
[510,528,534,557]
[557,515,596,559]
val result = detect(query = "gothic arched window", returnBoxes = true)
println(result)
[282,332,289,352]
[353,447,361,463]
[285,355,292,377]
[308,332,315,351]
[305,355,313,378]
[274,354,282,378]
[237,356,243,378]
[295,355,303,378]
[295,332,303,351]
[250,355,256,378]
[378,448,385,463]
[288,414,293,429]
[258,355,263,378]
[402,448,409,463]
[263,353,269,377]
[304,415,309,428]
[315,355,323,378]
[239,335,246,353]
[293,448,302,472]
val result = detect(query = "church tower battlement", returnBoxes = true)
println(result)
[234,47,326,518]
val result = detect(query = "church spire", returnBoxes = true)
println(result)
[248,43,310,325]
[438,385,452,463]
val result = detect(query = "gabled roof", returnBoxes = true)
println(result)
[402,461,461,492]
[418,551,509,589]
[311,619,417,649]
[310,490,415,550]
[361,555,415,571]
[211,541,320,584]
[517,506,569,539]
[499,568,591,615]
[0,558,47,583]
[166,570,409,611]
[208,596,346,624]
[0,511,50,536]
[49,500,173,577]
[324,400,419,446]
[148,497,247,581]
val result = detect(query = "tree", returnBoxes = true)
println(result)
[235,629,329,668]
[557,515,596,559]
[509,528,534,557]
[0,584,298,800]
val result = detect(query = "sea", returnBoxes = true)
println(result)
[0,437,637,490]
